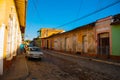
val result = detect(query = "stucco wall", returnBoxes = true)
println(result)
[111,25,120,56]
[40,28,64,38]
[0,0,23,75]
[44,26,95,54]
[95,17,112,55]
[76,27,95,54]
[0,0,6,25]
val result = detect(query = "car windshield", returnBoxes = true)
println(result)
[30,48,40,51]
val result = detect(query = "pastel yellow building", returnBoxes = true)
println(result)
[38,28,64,48]
[0,0,27,75]
[39,28,64,38]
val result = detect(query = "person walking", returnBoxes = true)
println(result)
[20,43,25,54]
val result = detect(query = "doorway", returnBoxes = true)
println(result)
[73,35,76,52]
[82,35,87,53]
[98,33,110,56]
[47,40,49,49]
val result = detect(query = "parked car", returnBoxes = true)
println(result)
[26,47,43,59]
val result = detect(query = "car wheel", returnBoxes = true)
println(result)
[38,58,42,61]
[27,57,31,60]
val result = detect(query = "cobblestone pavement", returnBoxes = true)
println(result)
[25,50,120,80]
[26,56,79,80]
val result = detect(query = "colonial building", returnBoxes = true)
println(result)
[95,16,112,58]
[41,14,120,60]
[38,28,64,38]
[95,14,120,59]
[42,23,96,55]
[38,28,64,48]
[0,0,27,75]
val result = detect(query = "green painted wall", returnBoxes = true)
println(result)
[112,25,120,56]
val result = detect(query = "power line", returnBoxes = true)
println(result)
[32,0,43,34]
[75,0,83,18]
[25,0,41,39]
[32,0,41,21]
[54,0,120,29]
[26,0,36,30]
[30,0,41,32]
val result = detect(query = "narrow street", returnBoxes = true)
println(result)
[0,0,120,79]
[1,50,120,80]
[25,50,120,80]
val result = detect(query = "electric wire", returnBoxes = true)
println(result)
[26,0,120,39]
[54,0,120,29]
[25,0,40,40]
[75,0,83,18]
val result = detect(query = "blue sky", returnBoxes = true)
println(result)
[25,0,120,40]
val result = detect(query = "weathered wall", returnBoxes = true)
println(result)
[41,16,120,59]
[40,28,64,38]
[0,0,23,75]
[95,17,112,55]
[5,0,20,60]
[76,26,95,54]
[43,25,95,54]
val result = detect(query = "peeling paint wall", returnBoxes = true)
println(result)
[73,27,95,54]
[95,17,112,56]
[42,15,120,59]
[42,25,95,54]
[40,28,64,38]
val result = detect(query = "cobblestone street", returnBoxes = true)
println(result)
[0,0,120,80]
[25,50,120,80]
[1,50,120,80]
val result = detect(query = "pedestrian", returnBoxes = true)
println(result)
[24,44,28,53]
[20,43,25,54]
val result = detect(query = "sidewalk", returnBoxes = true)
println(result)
[0,54,29,80]
[45,50,120,66]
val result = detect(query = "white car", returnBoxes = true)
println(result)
[26,47,43,59]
